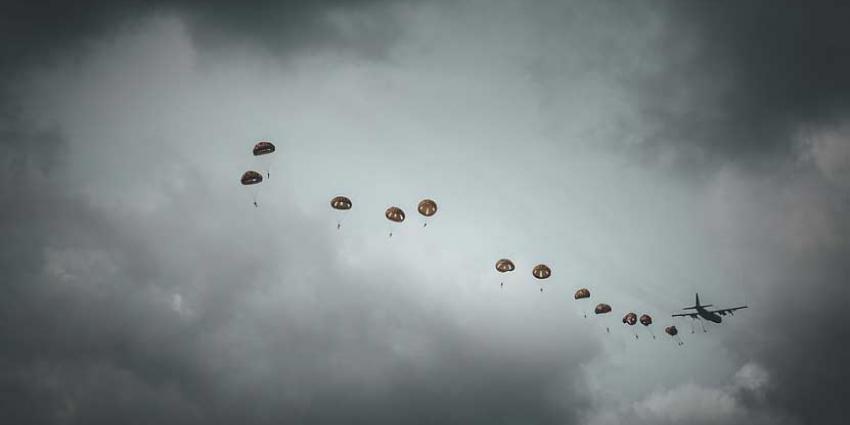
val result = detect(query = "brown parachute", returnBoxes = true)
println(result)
[639,314,653,326]
[241,171,263,185]
[574,288,591,299]
[495,259,516,273]
[532,264,551,280]
[622,312,637,326]
[418,199,437,217]
[385,207,405,223]
[666,325,683,345]
[594,303,612,314]
[253,141,275,156]
[330,196,352,210]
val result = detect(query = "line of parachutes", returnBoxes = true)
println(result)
[241,140,685,345]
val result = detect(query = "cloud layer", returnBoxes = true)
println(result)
[2,1,850,424]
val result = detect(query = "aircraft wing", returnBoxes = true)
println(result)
[707,306,748,316]
[671,313,699,318]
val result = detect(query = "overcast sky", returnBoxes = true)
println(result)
[2,1,849,424]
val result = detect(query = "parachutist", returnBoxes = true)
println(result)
[418,199,437,226]
[330,196,352,230]
[253,201,258,207]
[500,282,503,288]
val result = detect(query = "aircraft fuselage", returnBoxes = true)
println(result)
[697,306,722,323]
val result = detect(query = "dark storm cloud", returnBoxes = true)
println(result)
[639,3,850,423]
[709,164,850,425]
[4,1,850,424]
[1,0,394,74]
[630,0,850,166]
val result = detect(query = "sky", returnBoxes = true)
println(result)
[1,1,849,424]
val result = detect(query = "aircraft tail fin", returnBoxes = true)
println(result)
[681,293,702,310]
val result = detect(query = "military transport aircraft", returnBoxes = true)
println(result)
[672,293,747,324]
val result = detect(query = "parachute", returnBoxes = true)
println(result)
[495,258,515,288]
[594,303,612,314]
[595,303,613,333]
[495,259,515,273]
[241,171,263,207]
[253,141,275,156]
[385,206,405,222]
[623,312,638,338]
[252,141,276,179]
[241,171,263,185]
[665,325,683,346]
[330,196,352,229]
[575,288,591,317]
[418,199,438,227]
[640,314,656,339]
[532,264,551,292]
[532,264,551,279]
[331,196,352,210]
[385,206,405,237]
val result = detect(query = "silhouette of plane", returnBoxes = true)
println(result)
[672,293,747,324]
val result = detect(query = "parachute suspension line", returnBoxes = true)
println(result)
[689,319,696,334]
[700,320,707,333]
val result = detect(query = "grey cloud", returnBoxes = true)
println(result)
[1,1,396,76]
[631,0,850,167]
[584,363,796,425]
[4,2,850,425]
[1,38,600,419]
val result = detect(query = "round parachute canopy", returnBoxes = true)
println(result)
[253,141,275,156]
[495,258,516,273]
[622,312,637,326]
[665,326,679,336]
[385,206,405,223]
[241,171,263,185]
[639,314,653,326]
[417,199,438,217]
[574,288,591,299]
[330,196,352,210]
[594,303,612,314]
[532,264,551,280]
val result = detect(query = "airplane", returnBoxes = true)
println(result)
[672,293,747,324]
